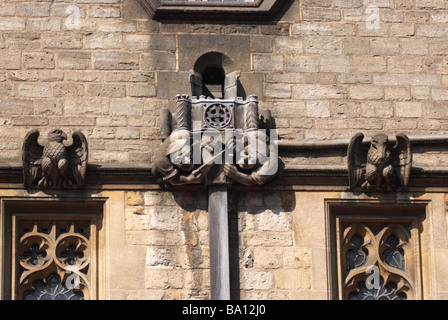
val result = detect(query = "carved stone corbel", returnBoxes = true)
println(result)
[347,132,412,192]
[22,129,88,189]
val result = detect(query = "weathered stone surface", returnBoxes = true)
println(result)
[1,0,448,301]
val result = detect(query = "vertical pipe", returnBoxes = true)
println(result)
[208,184,230,300]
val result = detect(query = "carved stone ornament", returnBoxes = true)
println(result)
[18,221,91,300]
[348,132,412,192]
[151,94,279,187]
[341,223,416,300]
[22,129,88,189]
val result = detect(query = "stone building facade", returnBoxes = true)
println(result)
[1,0,448,300]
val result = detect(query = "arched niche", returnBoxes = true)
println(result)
[190,52,243,100]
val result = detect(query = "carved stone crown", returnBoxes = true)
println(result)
[173,94,260,133]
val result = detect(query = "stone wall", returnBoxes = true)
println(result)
[123,188,313,300]
[2,0,448,300]
[2,0,448,165]
[120,188,448,299]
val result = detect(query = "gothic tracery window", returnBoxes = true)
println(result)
[335,216,423,300]
[2,200,102,301]
[15,218,94,300]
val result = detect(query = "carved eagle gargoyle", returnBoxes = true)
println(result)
[22,129,88,189]
[348,132,412,192]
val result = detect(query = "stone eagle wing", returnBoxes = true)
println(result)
[22,129,44,188]
[347,132,366,189]
[67,131,88,187]
[392,133,412,190]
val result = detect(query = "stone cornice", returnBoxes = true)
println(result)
[2,162,448,191]
[3,133,448,190]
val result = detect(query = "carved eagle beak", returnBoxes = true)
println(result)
[61,132,67,140]
[378,144,386,159]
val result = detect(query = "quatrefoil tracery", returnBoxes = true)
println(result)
[18,222,90,300]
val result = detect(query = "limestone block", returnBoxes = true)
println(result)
[350,86,384,100]
[127,191,144,206]
[86,33,123,49]
[373,74,440,86]
[361,101,393,117]
[89,5,121,18]
[24,52,54,70]
[88,84,126,98]
[93,52,139,70]
[385,87,411,100]
[417,25,448,38]
[352,56,387,73]
[65,99,109,115]
[275,36,303,54]
[150,207,179,231]
[265,84,291,99]
[284,56,319,73]
[294,85,347,100]
[253,248,283,269]
[43,33,82,49]
[97,20,137,33]
[129,84,156,97]
[256,210,292,232]
[252,54,283,72]
[400,38,429,55]
[0,18,25,31]
[274,269,311,290]
[302,8,341,22]
[125,206,150,231]
[250,36,273,53]
[292,23,332,36]
[26,18,60,32]
[141,52,176,71]
[247,232,293,247]
[18,83,51,98]
[283,247,311,269]
[17,4,50,17]
[320,57,351,73]
[240,271,274,290]
[146,247,173,268]
[342,38,370,55]
[125,34,176,51]
[307,101,331,118]
[371,39,400,56]
[304,37,342,55]
[395,101,423,118]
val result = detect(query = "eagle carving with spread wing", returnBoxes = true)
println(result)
[22,129,88,189]
[348,132,412,192]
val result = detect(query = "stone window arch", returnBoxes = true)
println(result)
[137,0,285,21]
